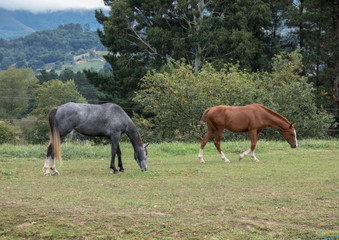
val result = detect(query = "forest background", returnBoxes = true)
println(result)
[0,0,338,144]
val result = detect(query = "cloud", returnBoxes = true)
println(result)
[0,0,109,13]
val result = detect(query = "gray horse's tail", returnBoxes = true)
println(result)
[198,108,211,125]
[49,108,62,163]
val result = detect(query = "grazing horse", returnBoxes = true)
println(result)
[42,102,149,176]
[198,104,297,163]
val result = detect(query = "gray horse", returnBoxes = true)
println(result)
[42,102,148,176]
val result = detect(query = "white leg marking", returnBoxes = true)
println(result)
[251,150,259,162]
[50,158,59,176]
[220,151,230,163]
[42,157,51,176]
[239,149,251,160]
[198,149,205,163]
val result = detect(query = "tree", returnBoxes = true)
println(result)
[284,0,339,119]
[0,68,38,119]
[134,50,334,141]
[32,79,87,120]
[89,0,278,104]
[28,79,87,143]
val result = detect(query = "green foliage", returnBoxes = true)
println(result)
[0,24,105,72]
[0,68,38,119]
[0,121,22,144]
[32,79,87,120]
[27,79,87,144]
[26,121,50,144]
[134,50,334,141]
[284,0,338,114]
[92,0,278,105]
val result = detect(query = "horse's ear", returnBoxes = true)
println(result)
[290,123,296,128]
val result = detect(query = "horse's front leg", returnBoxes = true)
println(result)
[239,130,260,162]
[117,144,124,172]
[110,136,120,174]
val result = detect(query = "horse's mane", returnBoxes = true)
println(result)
[256,104,291,125]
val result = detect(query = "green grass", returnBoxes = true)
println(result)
[0,140,338,239]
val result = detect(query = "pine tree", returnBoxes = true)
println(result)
[87,0,279,106]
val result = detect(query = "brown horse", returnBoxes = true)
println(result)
[198,104,297,163]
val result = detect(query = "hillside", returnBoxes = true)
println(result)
[0,23,107,73]
[0,8,105,39]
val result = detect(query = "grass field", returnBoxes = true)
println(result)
[0,140,338,239]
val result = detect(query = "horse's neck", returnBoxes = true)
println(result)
[126,123,143,151]
[265,111,290,131]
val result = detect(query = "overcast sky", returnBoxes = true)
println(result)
[0,0,109,13]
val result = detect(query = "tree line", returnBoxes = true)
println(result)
[86,0,338,122]
[0,23,106,72]
[0,0,338,144]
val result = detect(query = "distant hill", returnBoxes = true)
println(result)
[0,8,105,39]
[0,23,107,72]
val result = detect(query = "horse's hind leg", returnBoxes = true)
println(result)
[49,158,60,176]
[198,128,214,163]
[42,144,52,176]
[43,144,59,176]
[214,130,230,163]
[117,144,124,172]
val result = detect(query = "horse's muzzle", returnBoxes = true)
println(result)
[291,144,297,148]
[140,161,148,171]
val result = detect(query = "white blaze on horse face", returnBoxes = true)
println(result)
[198,149,205,163]
[294,129,298,147]
[220,151,230,162]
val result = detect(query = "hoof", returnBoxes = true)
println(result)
[52,172,59,176]
[119,169,125,173]
[253,159,260,162]
[44,173,51,177]
[113,170,119,174]
[224,159,230,163]
[200,159,205,163]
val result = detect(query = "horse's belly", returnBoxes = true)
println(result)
[224,118,250,133]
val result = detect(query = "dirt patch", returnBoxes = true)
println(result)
[16,221,36,228]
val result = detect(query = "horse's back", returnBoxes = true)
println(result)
[54,102,131,136]
[206,104,264,132]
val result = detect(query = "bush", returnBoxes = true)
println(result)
[0,121,22,144]
[134,50,334,142]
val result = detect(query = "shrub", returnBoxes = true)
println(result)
[134,50,334,141]
[0,121,22,144]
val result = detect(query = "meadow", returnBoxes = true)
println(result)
[0,140,338,239]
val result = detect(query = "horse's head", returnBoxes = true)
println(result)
[282,123,298,148]
[135,143,149,171]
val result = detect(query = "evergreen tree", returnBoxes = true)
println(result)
[284,0,339,119]
[88,0,280,105]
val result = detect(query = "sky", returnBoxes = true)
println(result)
[0,0,109,13]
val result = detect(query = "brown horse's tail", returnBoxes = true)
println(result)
[49,108,62,163]
[198,108,211,125]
